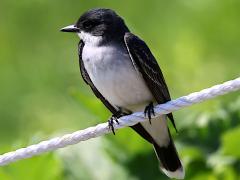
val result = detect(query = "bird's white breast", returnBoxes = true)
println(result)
[82,41,153,110]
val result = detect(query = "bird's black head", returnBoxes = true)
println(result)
[61,8,129,39]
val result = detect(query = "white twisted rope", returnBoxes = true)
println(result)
[0,77,239,166]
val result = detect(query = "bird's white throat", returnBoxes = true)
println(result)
[78,31,103,46]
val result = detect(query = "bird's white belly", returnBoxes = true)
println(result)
[82,44,153,109]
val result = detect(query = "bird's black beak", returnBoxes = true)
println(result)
[60,25,79,32]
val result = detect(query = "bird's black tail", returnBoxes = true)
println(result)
[153,131,184,179]
[131,118,184,179]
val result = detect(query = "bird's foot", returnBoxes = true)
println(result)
[108,109,131,135]
[144,102,155,124]
[108,115,119,135]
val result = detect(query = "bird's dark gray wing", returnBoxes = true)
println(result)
[124,32,176,129]
[78,40,118,115]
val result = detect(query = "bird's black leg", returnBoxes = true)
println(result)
[108,115,119,135]
[108,108,131,135]
[144,102,155,124]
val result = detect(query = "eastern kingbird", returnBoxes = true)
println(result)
[61,8,184,179]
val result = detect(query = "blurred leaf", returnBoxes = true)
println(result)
[181,146,204,166]
[207,152,235,170]
[0,153,63,180]
[221,126,240,158]
[58,138,134,180]
[214,166,237,180]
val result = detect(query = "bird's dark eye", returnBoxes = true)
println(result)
[83,21,92,29]
[83,20,100,30]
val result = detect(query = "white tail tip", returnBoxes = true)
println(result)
[160,166,185,179]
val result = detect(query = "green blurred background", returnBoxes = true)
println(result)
[0,0,239,179]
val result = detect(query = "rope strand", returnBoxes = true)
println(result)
[0,77,239,166]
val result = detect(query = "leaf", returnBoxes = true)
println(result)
[221,126,240,158]
[0,153,63,180]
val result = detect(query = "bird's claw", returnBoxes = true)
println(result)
[144,102,155,124]
[108,108,131,135]
[108,115,119,135]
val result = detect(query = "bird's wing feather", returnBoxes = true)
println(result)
[124,33,184,174]
[124,32,176,129]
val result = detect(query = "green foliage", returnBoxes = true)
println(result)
[0,0,239,179]
[0,153,63,180]
[178,98,240,179]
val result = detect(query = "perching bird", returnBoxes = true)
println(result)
[61,8,184,179]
